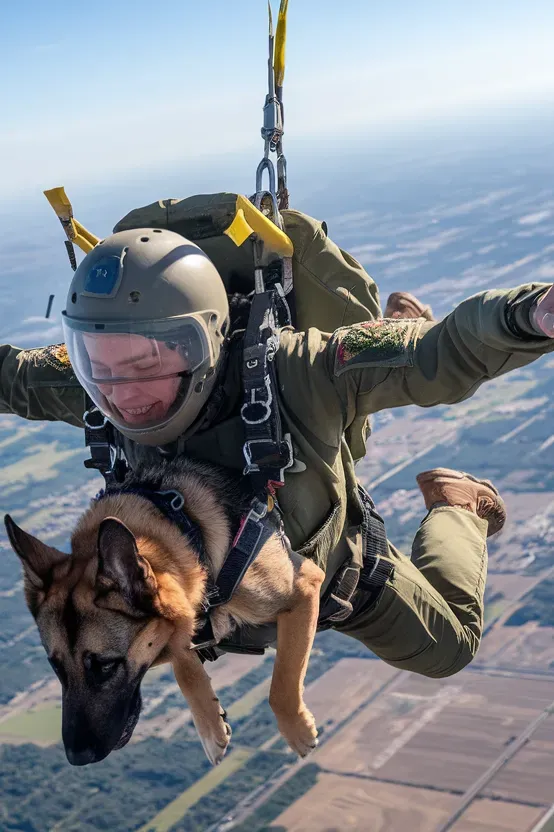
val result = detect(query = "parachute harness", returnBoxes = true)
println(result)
[240,0,295,506]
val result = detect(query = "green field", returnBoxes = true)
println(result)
[138,671,274,830]
[139,747,253,832]
[0,704,62,745]
[484,598,509,626]
[227,678,271,721]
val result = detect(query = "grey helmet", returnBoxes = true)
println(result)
[62,228,229,446]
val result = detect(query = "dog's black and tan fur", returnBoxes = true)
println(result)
[4,457,324,766]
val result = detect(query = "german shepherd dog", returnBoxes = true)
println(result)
[4,457,324,766]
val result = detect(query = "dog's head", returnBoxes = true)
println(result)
[4,513,205,765]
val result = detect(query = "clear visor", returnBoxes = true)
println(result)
[62,316,212,434]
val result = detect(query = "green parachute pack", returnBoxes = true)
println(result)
[112,192,381,334]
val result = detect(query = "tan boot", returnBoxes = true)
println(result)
[384,291,435,321]
[416,467,506,537]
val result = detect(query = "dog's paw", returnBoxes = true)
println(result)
[198,711,232,766]
[276,705,318,758]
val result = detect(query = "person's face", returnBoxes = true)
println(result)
[83,334,188,426]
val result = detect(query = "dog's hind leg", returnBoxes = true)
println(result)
[171,649,232,766]
[269,553,325,757]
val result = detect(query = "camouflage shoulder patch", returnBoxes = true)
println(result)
[17,344,74,374]
[334,319,418,376]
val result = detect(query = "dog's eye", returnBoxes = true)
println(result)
[83,654,123,684]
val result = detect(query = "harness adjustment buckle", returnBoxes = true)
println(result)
[241,376,273,425]
[242,433,293,476]
[156,490,185,512]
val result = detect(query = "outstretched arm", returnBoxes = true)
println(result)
[0,343,85,427]
[328,282,554,417]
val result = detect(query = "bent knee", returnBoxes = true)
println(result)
[419,633,480,679]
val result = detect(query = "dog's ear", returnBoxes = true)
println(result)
[96,517,158,614]
[4,515,67,613]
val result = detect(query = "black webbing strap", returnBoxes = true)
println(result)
[208,499,278,608]
[83,402,127,487]
[241,290,293,499]
[105,487,207,563]
[356,484,394,593]
[317,560,361,627]
[191,499,283,654]
[318,484,393,629]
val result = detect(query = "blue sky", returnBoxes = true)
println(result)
[1,0,553,201]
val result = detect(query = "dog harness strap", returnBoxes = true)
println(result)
[208,498,278,608]
[94,484,281,655]
[191,498,282,656]
[107,486,210,567]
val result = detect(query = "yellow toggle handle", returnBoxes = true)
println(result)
[44,187,100,253]
[224,195,293,257]
[274,0,289,89]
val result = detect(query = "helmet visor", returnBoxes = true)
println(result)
[63,316,212,433]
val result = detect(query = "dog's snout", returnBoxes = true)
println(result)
[65,746,99,766]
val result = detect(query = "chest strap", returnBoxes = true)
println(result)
[83,403,127,487]
[241,284,294,501]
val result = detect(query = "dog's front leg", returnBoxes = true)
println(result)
[269,553,325,757]
[171,648,231,766]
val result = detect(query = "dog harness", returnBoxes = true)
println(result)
[94,484,283,659]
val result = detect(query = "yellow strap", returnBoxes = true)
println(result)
[224,208,253,248]
[223,195,293,257]
[274,0,289,88]
[73,219,100,252]
[43,186,100,253]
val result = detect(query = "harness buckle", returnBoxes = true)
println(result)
[242,433,293,476]
[247,497,269,523]
[83,408,107,429]
[241,375,273,425]
[156,490,185,512]
[190,637,219,652]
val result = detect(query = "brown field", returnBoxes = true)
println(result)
[304,657,399,730]
[481,718,554,806]
[444,797,543,832]
[203,651,268,690]
[486,572,538,600]
[476,626,525,664]
[313,671,554,799]
[267,670,554,832]
[270,774,544,832]
[477,624,554,671]
[270,772,457,832]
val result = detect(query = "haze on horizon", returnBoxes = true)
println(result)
[1,0,553,210]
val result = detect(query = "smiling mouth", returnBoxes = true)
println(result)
[122,404,156,416]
